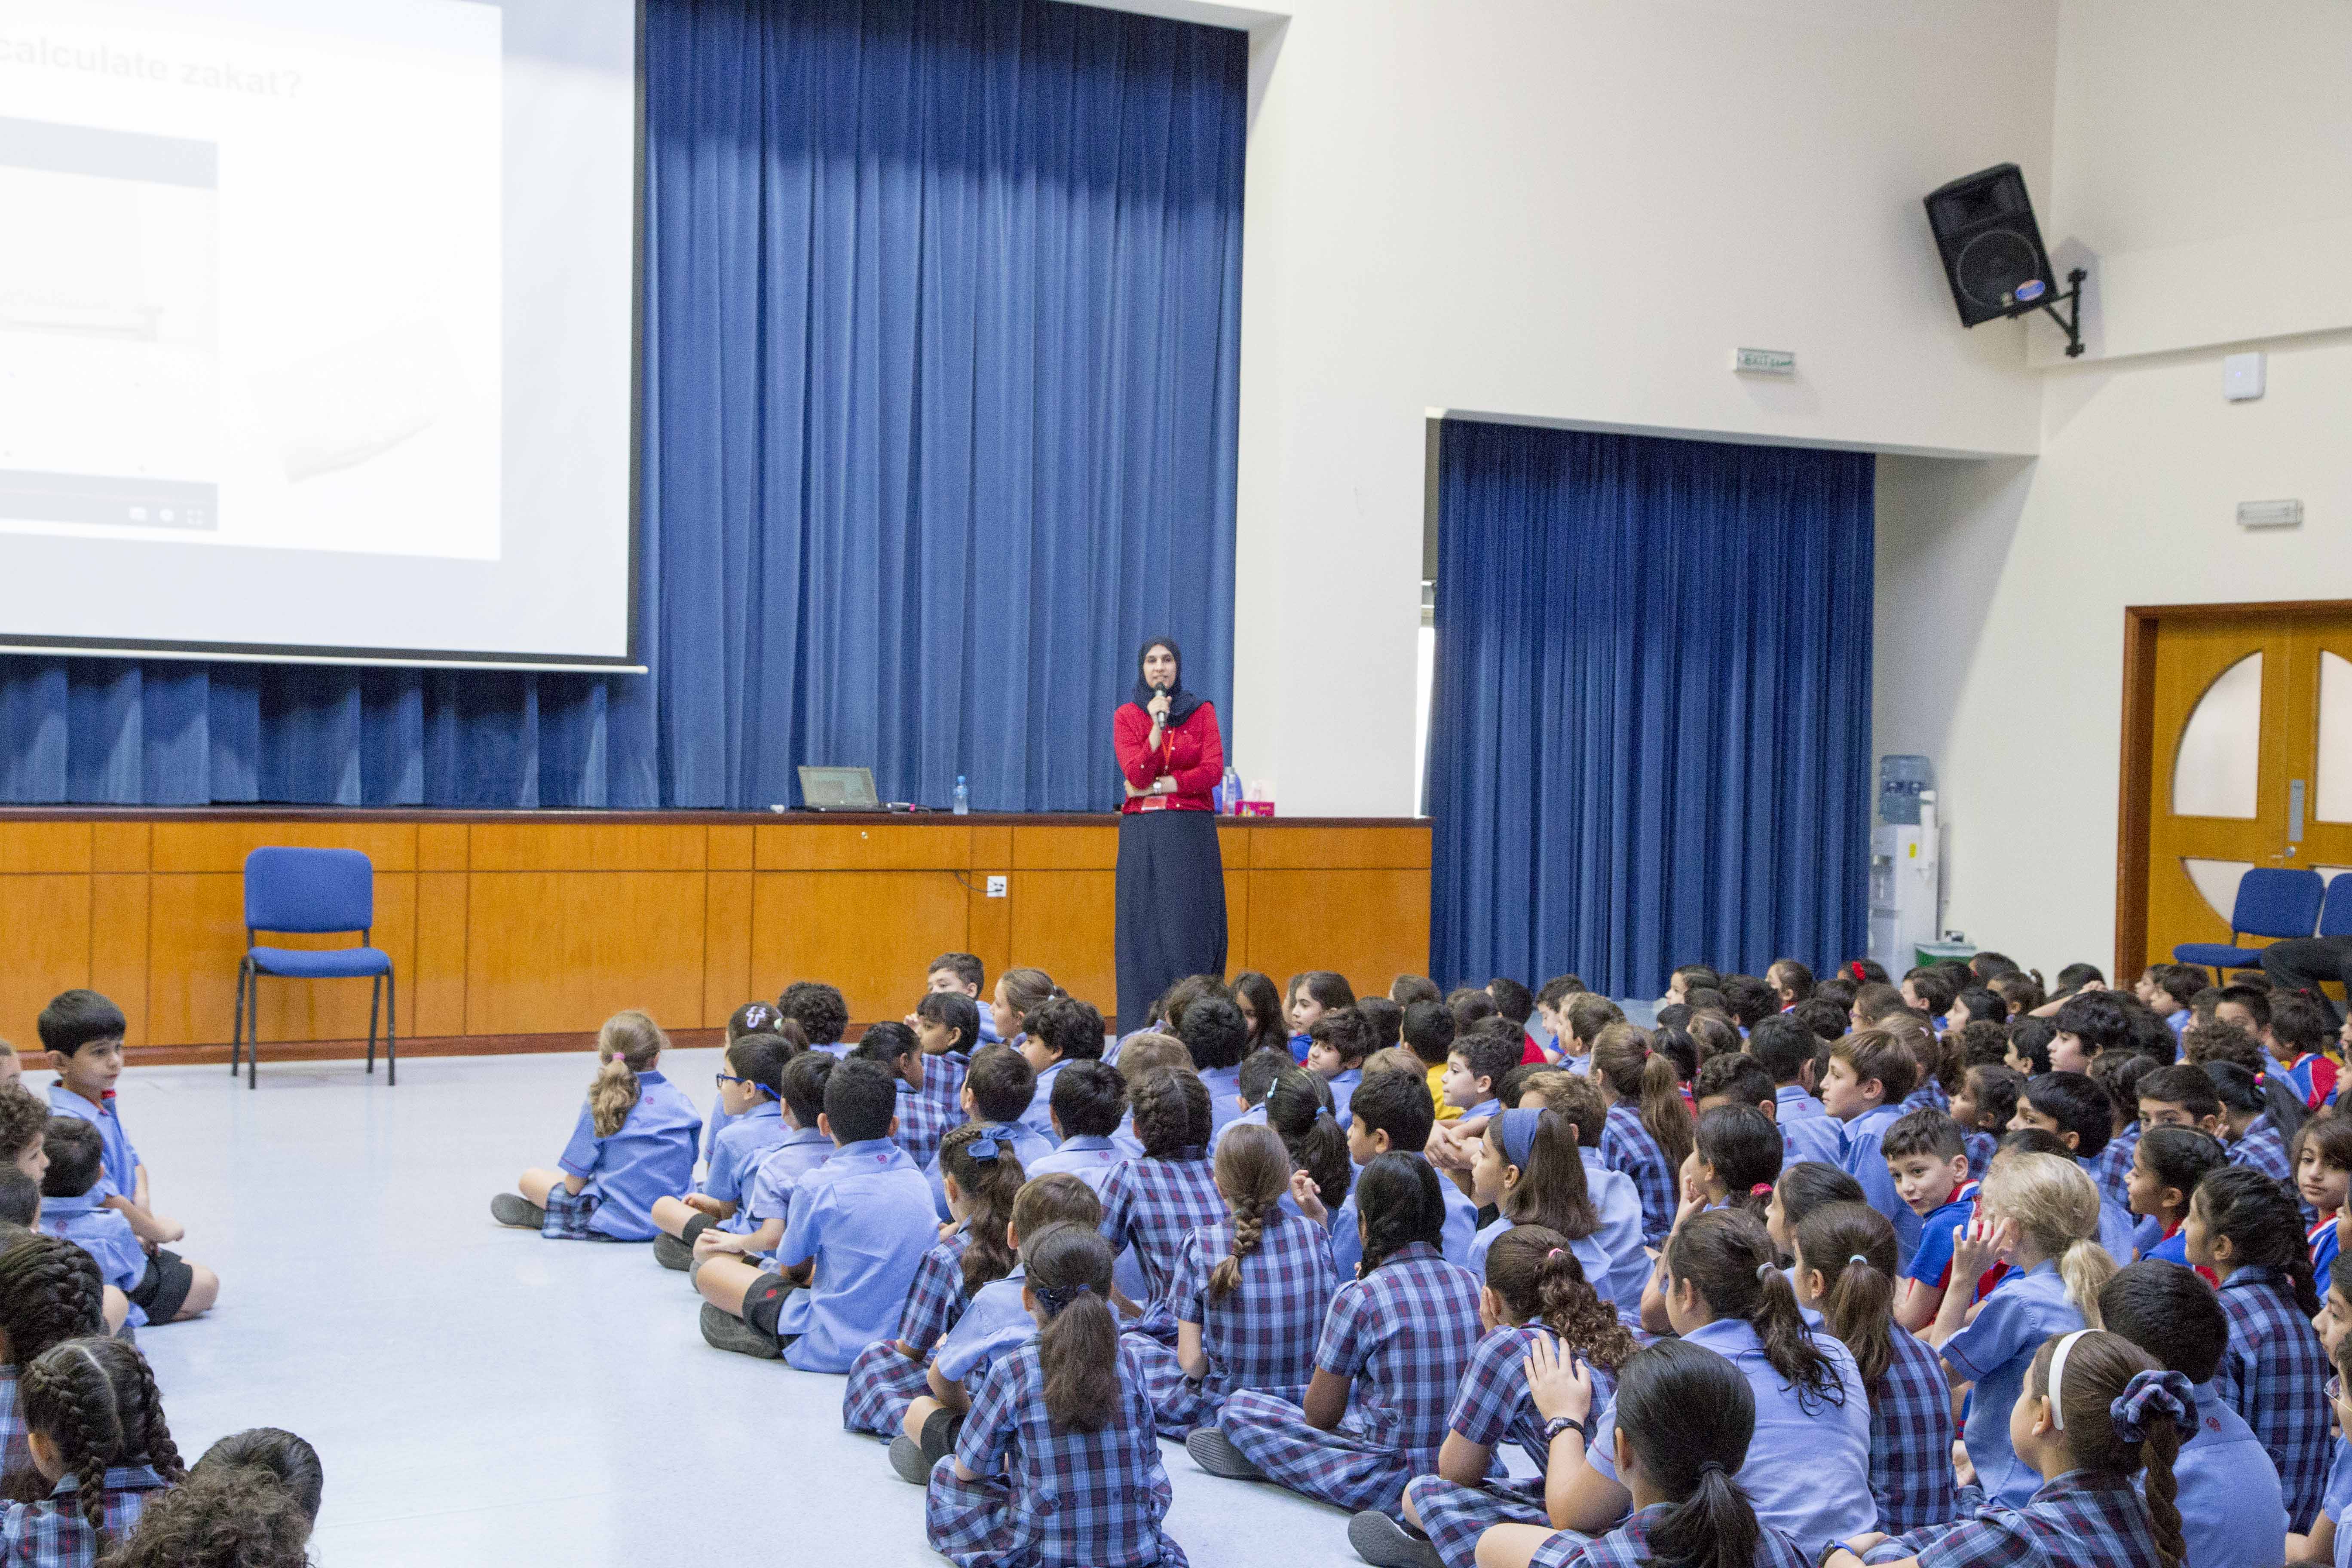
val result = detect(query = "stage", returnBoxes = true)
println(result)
[0,811,1431,1062]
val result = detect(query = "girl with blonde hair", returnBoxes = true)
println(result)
[491,1011,700,1241]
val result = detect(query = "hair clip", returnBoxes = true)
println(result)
[1749,1182,1773,1196]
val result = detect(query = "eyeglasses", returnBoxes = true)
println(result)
[2331,1375,2345,1406]
[714,1072,746,1088]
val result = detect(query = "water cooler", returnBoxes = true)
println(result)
[1868,756,1940,975]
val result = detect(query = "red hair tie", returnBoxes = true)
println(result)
[1749,1182,1773,1196]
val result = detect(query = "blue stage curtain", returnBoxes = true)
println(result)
[1427,421,1875,998]
[0,0,1243,810]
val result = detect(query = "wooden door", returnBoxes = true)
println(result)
[2143,611,2352,971]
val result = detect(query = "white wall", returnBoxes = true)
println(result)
[1871,0,2352,973]
[1228,0,2059,816]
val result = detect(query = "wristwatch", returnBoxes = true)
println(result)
[1541,1413,1591,1446]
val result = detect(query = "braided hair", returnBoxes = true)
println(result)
[20,1337,184,1546]
[1208,1125,1291,1304]
[0,1237,105,1368]
[2029,1332,2187,1568]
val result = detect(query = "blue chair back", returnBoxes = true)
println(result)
[243,848,374,936]
[2229,866,2325,940]
[2322,873,2352,939]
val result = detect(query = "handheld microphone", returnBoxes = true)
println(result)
[1150,680,1170,720]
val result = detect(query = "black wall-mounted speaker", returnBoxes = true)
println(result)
[1923,164,2055,328]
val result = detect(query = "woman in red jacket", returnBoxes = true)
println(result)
[1114,637,1227,1033]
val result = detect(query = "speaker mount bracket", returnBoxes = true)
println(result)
[2014,267,2087,358]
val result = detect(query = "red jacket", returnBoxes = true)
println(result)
[1115,701,1224,814]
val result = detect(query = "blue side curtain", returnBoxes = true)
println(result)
[0,0,1244,810]
[1427,421,1875,998]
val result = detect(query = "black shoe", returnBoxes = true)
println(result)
[490,1194,545,1229]
[699,1302,782,1360]
[1185,1426,1263,1480]
[888,1435,934,1486]
[653,1233,694,1271]
[1348,1511,1443,1568]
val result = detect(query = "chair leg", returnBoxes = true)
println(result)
[367,977,381,1076]
[247,974,259,1090]
[231,962,245,1078]
[386,973,397,1088]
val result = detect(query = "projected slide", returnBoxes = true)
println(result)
[0,0,502,560]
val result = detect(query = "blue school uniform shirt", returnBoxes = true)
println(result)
[1017,1059,1069,1147]
[1457,1096,1503,1125]
[2314,1214,2340,1299]
[1902,1179,1980,1295]
[1467,1215,1610,1289]
[775,1137,940,1372]
[932,1271,1034,1386]
[1328,1156,1477,1278]
[702,1101,789,1222]
[2170,1379,2290,1568]
[37,1190,149,1327]
[1838,1104,1922,1268]
[1213,1102,1268,1151]
[1199,1065,1244,1141]
[44,1087,137,1200]
[554,1070,701,1241]
[700,1099,736,1163]
[1587,1316,1874,1556]
[2076,1157,2139,1263]
[1287,1031,1311,1063]
[1578,1147,1650,1310]
[742,1125,835,1232]
[1776,1099,1847,1170]
[925,1121,1055,1220]
[1941,1257,2086,1509]
[1026,1135,1125,1196]
[1325,1067,1361,1127]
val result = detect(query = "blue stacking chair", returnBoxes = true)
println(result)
[2173,865,2326,983]
[2324,873,2352,940]
[233,848,396,1089]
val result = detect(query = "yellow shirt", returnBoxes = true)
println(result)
[1425,1063,1461,1122]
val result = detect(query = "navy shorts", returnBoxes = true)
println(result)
[129,1250,194,1322]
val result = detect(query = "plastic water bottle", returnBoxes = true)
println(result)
[952,775,969,816]
[1221,766,1241,815]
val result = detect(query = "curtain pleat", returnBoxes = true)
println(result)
[0,0,1243,811]
[1427,422,1875,998]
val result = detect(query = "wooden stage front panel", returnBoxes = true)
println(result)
[0,814,1431,1058]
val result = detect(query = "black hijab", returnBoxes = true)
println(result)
[1130,635,1203,727]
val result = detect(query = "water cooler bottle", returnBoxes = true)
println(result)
[1868,756,1940,974]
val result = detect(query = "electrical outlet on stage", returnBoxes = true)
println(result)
[986,875,1007,897]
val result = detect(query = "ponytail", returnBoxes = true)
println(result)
[1354,1153,1446,1279]
[2192,1164,2321,1316]
[589,1010,666,1136]
[939,1124,1027,1295]
[2057,1239,2119,1329]
[1664,1210,1842,1413]
[1590,1023,1691,1171]
[1981,1152,2116,1324]
[1026,1224,1121,1433]
[1486,1226,1634,1370]
[1612,1339,1769,1568]
[1265,1070,1353,1216]
[1694,1106,1780,1222]
[1208,1126,1290,1304]
[1794,1202,1896,1390]
[2031,1333,2190,1568]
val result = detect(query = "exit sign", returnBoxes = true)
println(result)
[1732,347,1795,375]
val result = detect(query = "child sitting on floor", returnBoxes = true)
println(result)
[924,1045,1055,1219]
[492,1010,699,1243]
[1948,1061,2019,1181]
[37,993,198,1265]
[895,1174,1106,1482]
[1880,1108,1975,1332]
[0,1337,185,1565]
[41,1119,216,1324]
[842,1122,1026,1445]
[2127,1124,2225,1276]
[694,1058,940,1371]
[1218,1047,1294,1150]
[0,1235,110,1479]
[1193,1154,1485,1526]
[1306,1065,1478,1276]
[1026,1062,1129,1193]
[702,1051,839,1268]
[1822,1028,1920,1266]
[651,1030,793,1270]
[1099,1068,1225,1337]
[922,1223,1184,1568]
[904,990,982,1172]
[1016,996,1107,1146]
[1304,1009,1372,1127]
[2298,1114,2352,1295]
[1444,1027,1520,1128]
[777,980,851,1059]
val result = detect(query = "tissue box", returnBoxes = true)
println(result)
[1237,800,1274,818]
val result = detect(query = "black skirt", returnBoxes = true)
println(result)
[1115,809,1228,1033]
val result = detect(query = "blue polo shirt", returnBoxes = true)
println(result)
[933,1270,1035,1386]
[1902,1179,1979,1292]
[775,1137,940,1372]
[742,1125,836,1232]
[555,1070,701,1241]
[1018,1059,1069,1147]
[38,1189,148,1326]
[46,1087,138,1200]
[1838,1104,1920,1268]
[1026,1135,1124,1197]
[1580,1147,1651,1309]
[1200,1065,1244,1141]
[2170,1380,2290,1568]
[1942,1257,2086,1509]
[1213,1102,1268,1151]
[1325,1067,1362,1127]
[1775,1086,1846,1168]
[703,1101,789,1225]
[1456,1096,1503,1125]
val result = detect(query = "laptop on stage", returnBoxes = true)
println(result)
[796,766,882,811]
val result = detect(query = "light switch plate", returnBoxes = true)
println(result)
[2223,351,2265,401]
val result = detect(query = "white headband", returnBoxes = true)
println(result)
[2046,1329,2092,1430]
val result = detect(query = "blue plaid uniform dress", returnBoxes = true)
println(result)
[1218,1242,1484,1519]
[2229,1113,2293,1184]
[539,1183,604,1240]
[0,1466,171,1568]
[2092,1122,2139,1213]
[900,1052,970,1173]
[925,1338,1186,1568]
[842,1230,977,1436]
[1867,1324,1957,1531]
[1861,1470,2163,1566]
[1599,1104,1677,1246]
[1529,1502,1812,1568]
[1129,1209,1338,1433]
[1903,1081,1950,1115]
[1406,1327,1622,1568]
[2215,1264,2331,1529]
[1099,1155,1225,1340]
[1963,1130,1997,1183]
